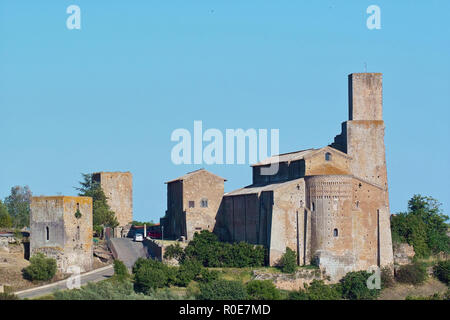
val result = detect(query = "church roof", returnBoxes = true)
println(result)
[165,168,227,184]
[225,178,305,196]
[251,148,317,167]
[251,146,351,167]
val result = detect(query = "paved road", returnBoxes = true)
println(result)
[109,237,148,269]
[15,265,114,299]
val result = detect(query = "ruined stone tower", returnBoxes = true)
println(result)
[92,172,133,227]
[30,196,93,273]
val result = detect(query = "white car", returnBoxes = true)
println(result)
[134,233,144,242]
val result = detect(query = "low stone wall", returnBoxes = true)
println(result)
[143,238,165,261]
[252,268,326,291]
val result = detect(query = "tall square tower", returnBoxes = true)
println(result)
[92,172,133,227]
[30,196,93,273]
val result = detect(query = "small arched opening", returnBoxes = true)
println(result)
[46,226,49,241]
[333,228,338,237]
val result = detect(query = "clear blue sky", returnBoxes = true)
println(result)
[1,1,449,222]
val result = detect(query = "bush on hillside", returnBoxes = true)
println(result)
[433,260,450,285]
[246,280,281,300]
[340,271,380,300]
[288,280,341,300]
[278,248,297,273]
[23,253,57,281]
[183,230,265,268]
[197,279,248,300]
[164,243,185,261]
[395,262,427,285]
[113,259,129,280]
[381,266,395,288]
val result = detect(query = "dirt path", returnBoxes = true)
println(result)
[379,278,448,300]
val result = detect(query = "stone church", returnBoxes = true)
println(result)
[163,73,394,280]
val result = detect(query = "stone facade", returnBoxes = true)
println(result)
[92,172,133,227]
[163,73,395,281]
[161,169,226,241]
[214,73,394,281]
[30,196,93,273]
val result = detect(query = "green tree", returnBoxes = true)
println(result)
[391,195,449,258]
[132,258,177,293]
[76,173,119,231]
[289,280,342,300]
[279,248,297,273]
[4,185,32,228]
[340,271,380,300]
[246,280,281,300]
[175,258,203,287]
[164,243,185,261]
[0,200,13,228]
[183,230,265,268]
[23,253,57,281]
[197,280,248,300]
[113,260,129,281]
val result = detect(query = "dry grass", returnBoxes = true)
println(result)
[379,277,448,300]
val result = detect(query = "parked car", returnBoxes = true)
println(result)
[134,233,144,242]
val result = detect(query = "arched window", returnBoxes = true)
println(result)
[46,226,49,241]
[325,152,332,161]
[333,228,338,237]
[312,202,315,211]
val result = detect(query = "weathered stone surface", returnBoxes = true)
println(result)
[393,243,415,266]
[163,73,395,282]
[30,196,93,273]
[161,169,225,241]
[252,268,326,291]
[93,172,133,227]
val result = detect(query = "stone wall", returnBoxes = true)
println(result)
[252,268,326,291]
[93,172,133,227]
[30,196,93,273]
[183,170,224,240]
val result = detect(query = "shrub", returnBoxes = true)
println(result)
[303,280,342,300]
[288,280,341,300]
[340,271,380,300]
[53,279,156,300]
[197,268,220,284]
[433,260,450,285]
[381,266,395,288]
[197,280,248,300]
[278,248,297,273]
[164,243,185,261]
[133,258,171,293]
[0,292,19,300]
[287,289,310,300]
[246,280,281,300]
[175,258,203,287]
[113,260,129,280]
[23,253,57,281]
[395,262,427,285]
[183,230,265,268]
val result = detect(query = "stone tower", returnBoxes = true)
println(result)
[92,172,133,227]
[333,73,388,189]
[332,73,394,267]
[30,196,93,273]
